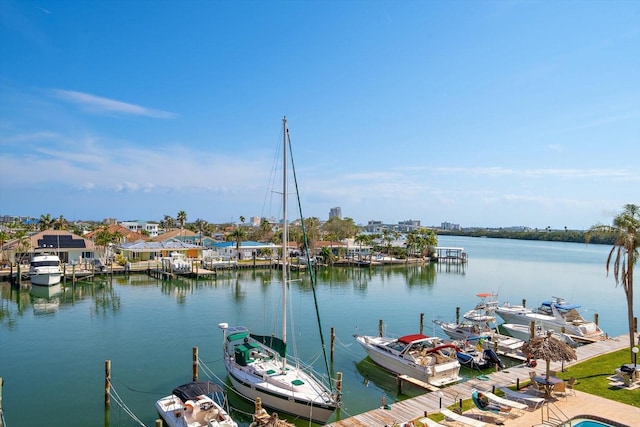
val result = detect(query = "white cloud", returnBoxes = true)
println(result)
[50,89,177,119]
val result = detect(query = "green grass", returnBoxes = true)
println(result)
[553,348,639,408]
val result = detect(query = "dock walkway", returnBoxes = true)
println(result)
[327,335,631,427]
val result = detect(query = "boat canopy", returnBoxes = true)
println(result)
[250,333,287,358]
[398,334,429,344]
[541,300,581,310]
[172,381,222,402]
[225,325,250,342]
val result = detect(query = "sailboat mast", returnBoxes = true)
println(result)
[282,116,288,373]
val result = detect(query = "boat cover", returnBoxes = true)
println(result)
[172,381,222,402]
[398,334,429,344]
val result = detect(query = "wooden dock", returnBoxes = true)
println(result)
[327,335,631,427]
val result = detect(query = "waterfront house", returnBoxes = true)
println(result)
[0,229,96,266]
[117,239,202,262]
[209,241,278,261]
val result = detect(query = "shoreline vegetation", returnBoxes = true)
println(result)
[437,229,615,245]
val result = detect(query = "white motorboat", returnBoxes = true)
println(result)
[219,118,340,424]
[500,322,579,347]
[29,253,62,286]
[354,333,462,386]
[433,293,525,355]
[495,297,605,340]
[155,381,237,427]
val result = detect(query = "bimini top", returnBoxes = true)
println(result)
[172,381,222,402]
[541,300,581,310]
[398,334,429,344]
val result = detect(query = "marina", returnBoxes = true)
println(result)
[0,235,638,427]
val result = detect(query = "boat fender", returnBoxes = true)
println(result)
[184,400,195,412]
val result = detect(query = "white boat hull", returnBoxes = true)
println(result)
[496,305,604,339]
[29,272,62,286]
[355,335,461,387]
[223,357,336,424]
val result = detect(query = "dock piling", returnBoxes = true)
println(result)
[105,360,111,408]
[193,347,198,381]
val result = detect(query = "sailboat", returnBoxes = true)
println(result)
[219,117,340,424]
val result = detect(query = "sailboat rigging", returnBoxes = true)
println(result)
[219,117,340,424]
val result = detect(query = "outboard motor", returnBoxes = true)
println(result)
[483,348,505,369]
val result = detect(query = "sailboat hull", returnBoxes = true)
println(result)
[223,357,336,424]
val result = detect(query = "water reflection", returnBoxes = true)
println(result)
[30,284,62,315]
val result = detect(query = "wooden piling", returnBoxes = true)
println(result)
[594,313,599,326]
[105,360,111,408]
[336,371,343,397]
[397,375,403,394]
[378,319,383,337]
[522,298,526,308]
[456,307,460,324]
[193,347,198,381]
[419,313,424,335]
[330,327,335,362]
[155,420,162,427]
[530,321,535,339]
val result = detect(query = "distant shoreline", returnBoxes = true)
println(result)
[437,229,614,245]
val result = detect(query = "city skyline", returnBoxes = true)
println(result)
[1,1,638,230]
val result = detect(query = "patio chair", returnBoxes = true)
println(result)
[417,417,447,427]
[440,408,487,427]
[528,372,545,395]
[553,380,567,400]
[471,390,510,422]
[566,377,576,396]
[498,387,545,409]
[480,390,527,415]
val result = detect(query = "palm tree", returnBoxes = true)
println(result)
[39,213,53,231]
[354,233,371,261]
[176,211,187,229]
[259,218,273,242]
[53,215,67,230]
[229,227,247,261]
[587,204,639,360]
[163,215,175,231]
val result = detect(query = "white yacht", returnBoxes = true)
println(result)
[495,297,605,340]
[29,253,62,286]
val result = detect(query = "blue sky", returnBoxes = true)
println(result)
[1,0,638,230]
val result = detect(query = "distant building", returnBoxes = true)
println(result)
[120,220,159,237]
[363,220,384,233]
[398,219,421,232]
[441,222,461,231]
[329,207,342,219]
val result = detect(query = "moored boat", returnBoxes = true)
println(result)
[155,381,238,427]
[433,293,526,357]
[29,252,62,286]
[452,338,505,370]
[218,117,340,424]
[495,296,605,340]
[353,333,462,386]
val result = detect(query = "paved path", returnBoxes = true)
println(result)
[328,334,638,427]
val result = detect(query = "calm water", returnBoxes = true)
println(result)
[0,236,634,427]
